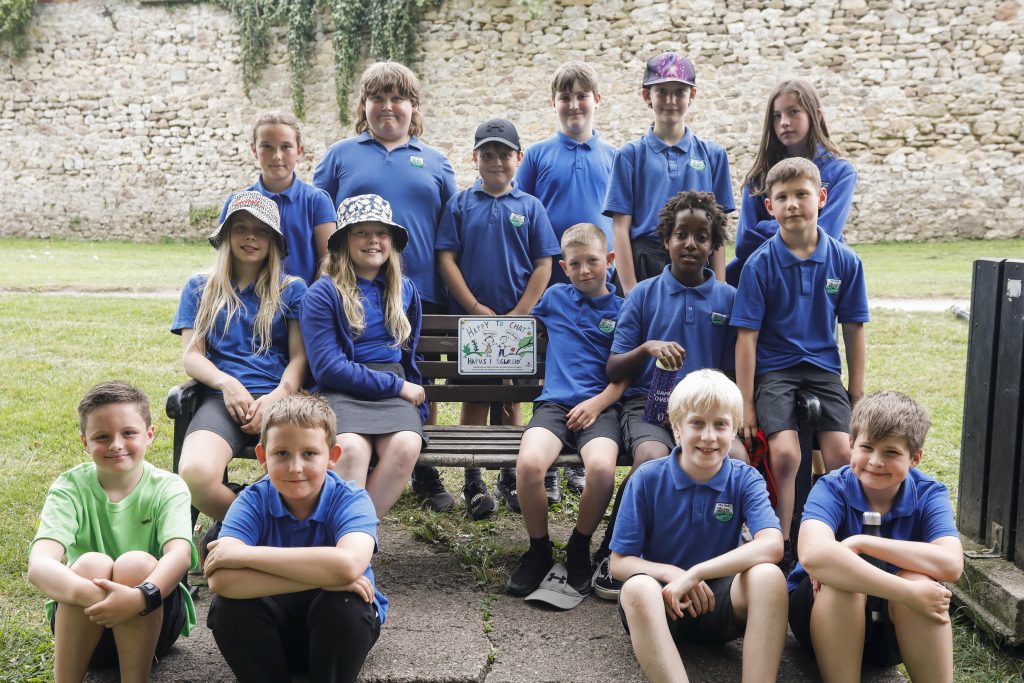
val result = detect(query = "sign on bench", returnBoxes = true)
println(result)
[457,317,537,375]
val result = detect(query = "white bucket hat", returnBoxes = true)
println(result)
[209,191,286,256]
[328,194,410,253]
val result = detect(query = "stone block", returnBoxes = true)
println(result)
[952,537,1024,645]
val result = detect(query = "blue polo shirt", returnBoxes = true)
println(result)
[313,133,457,305]
[352,275,402,364]
[786,465,958,591]
[516,129,615,285]
[221,470,389,622]
[611,452,780,569]
[220,175,337,285]
[731,228,869,375]
[603,128,735,242]
[727,150,857,286]
[611,267,736,398]
[436,180,560,314]
[532,283,623,407]
[171,274,306,396]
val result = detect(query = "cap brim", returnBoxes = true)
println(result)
[643,77,696,87]
[523,564,586,610]
[473,137,520,151]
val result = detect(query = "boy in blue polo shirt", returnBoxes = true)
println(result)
[437,117,561,518]
[788,391,961,682]
[591,190,738,599]
[205,393,386,683]
[507,223,626,597]
[612,369,787,682]
[221,112,337,285]
[733,156,869,572]
[603,51,734,295]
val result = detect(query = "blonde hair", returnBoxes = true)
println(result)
[850,391,931,454]
[667,369,743,432]
[353,61,424,138]
[322,229,411,348]
[189,224,298,356]
[251,111,302,147]
[764,157,821,198]
[551,61,599,100]
[560,222,607,255]
[260,392,337,447]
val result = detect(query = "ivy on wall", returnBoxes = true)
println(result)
[0,0,35,57]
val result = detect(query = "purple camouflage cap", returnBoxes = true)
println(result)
[642,52,697,88]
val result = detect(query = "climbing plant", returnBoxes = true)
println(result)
[0,0,35,57]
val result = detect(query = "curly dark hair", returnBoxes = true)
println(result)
[655,191,728,252]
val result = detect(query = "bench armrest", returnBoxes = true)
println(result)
[166,379,201,421]
[796,390,821,429]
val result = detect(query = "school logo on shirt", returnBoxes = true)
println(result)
[710,312,728,326]
[689,158,706,172]
[825,278,842,295]
[509,213,526,228]
[713,502,734,522]
[410,156,424,168]
[598,318,616,334]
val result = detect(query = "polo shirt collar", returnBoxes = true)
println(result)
[267,471,336,523]
[472,178,523,199]
[842,466,919,519]
[567,281,618,306]
[770,227,828,266]
[255,174,299,202]
[556,129,597,149]
[669,447,732,491]
[645,127,693,154]
[662,266,717,298]
[356,130,422,152]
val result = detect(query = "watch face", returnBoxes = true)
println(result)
[138,581,162,615]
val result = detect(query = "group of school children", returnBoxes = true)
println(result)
[27,51,963,683]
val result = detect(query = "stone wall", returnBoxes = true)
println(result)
[1,0,1022,243]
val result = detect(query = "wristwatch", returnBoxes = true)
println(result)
[136,581,162,616]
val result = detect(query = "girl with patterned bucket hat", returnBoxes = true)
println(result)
[301,193,426,520]
[173,190,308,539]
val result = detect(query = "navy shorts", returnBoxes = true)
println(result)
[618,574,740,644]
[755,363,851,436]
[184,394,263,455]
[788,574,902,667]
[526,401,622,454]
[619,395,675,456]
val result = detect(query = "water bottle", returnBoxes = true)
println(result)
[862,511,884,622]
[643,359,678,426]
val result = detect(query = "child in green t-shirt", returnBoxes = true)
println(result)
[27,381,197,681]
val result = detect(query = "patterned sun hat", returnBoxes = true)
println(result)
[209,191,287,256]
[328,194,410,253]
[642,51,697,88]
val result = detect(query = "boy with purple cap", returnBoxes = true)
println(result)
[603,51,735,294]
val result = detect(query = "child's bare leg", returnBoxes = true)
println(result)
[619,575,689,683]
[55,552,113,682]
[110,551,162,683]
[632,439,671,470]
[576,439,617,535]
[810,583,865,683]
[502,401,523,426]
[766,430,800,539]
[335,433,373,487]
[461,402,489,426]
[729,435,750,464]
[890,570,953,683]
[730,564,787,683]
[816,431,852,472]
[178,431,236,520]
[366,431,421,518]
[517,428,561,538]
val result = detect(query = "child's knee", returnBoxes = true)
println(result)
[112,551,159,584]
[516,453,549,482]
[619,574,662,615]
[585,458,615,487]
[178,453,222,488]
[70,552,115,579]
[633,440,669,466]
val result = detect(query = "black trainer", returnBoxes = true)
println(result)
[591,554,623,601]
[495,469,521,513]
[564,542,593,596]
[506,543,554,597]
[412,467,456,512]
[463,479,496,520]
[565,466,586,495]
[545,468,562,506]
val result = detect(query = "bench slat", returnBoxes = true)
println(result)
[418,361,545,379]
[425,386,544,402]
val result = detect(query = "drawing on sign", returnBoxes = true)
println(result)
[458,317,536,375]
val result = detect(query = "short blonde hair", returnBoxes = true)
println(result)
[251,111,302,148]
[551,61,599,100]
[260,393,337,448]
[667,369,743,432]
[764,157,821,197]
[850,391,930,454]
[560,222,607,255]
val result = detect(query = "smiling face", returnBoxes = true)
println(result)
[765,176,827,238]
[364,88,416,147]
[673,408,733,481]
[643,82,696,131]
[772,91,812,156]
[251,122,302,192]
[346,221,393,279]
[560,244,612,298]
[229,213,274,267]
[554,81,601,142]
[664,208,713,286]
[850,433,920,501]
[257,422,342,519]
[80,403,154,479]
[473,142,522,195]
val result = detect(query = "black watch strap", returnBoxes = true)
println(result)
[136,581,162,616]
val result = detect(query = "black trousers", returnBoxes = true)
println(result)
[208,589,381,683]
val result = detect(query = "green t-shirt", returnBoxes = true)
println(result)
[32,461,198,635]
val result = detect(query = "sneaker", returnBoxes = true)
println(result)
[198,520,222,569]
[412,468,456,512]
[463,479,496,520]
[495,470,521,513]
[565,466,586,495]
[592,555,623,601]
[545,469,562,506]
[506,544,554,597]
[564,542,593,596]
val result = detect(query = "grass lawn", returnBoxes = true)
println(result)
[1,237,1022,681]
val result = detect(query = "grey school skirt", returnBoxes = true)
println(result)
[321,362,427,444]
